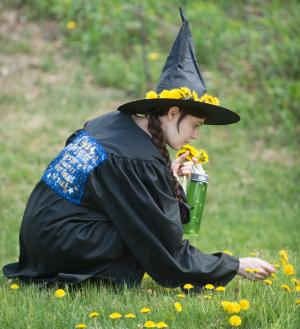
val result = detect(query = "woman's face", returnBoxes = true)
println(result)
[162,106,205,150]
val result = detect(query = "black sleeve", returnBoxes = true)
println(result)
[88,154,239,288]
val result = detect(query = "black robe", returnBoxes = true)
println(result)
[3,111,239,288]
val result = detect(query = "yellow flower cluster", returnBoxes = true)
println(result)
[221,299,250,327]
[145,87,220,106]
[176,144,209,164]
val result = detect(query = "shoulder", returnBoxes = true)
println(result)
[83,111,165,164]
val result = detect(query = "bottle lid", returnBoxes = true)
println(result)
[190,164,209,183]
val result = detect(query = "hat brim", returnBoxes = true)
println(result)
[117,98,240,125]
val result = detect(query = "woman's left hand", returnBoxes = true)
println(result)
[172,152,197,178]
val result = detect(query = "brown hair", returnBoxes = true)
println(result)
[146,108,188,203]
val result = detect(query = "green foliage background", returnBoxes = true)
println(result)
[5,0,300,139]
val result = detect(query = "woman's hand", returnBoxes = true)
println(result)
[172,152,197,177]
[238,257,276,280]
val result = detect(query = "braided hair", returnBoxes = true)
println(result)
[146,108,187,203]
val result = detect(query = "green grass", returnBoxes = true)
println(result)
[0,4,299,329]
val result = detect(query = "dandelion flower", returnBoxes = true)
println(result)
[148,52,159,61]
[281,284,291,292]
[295,285,300,292]
[263,279,272,285]
[271,273,276,278]
[10,283,20,290]
[125,313,136,318]
[109,312,122,319]
[223,250,233,255]
[140,307,151,313]
[156,322,168,328]
[174,302,182,312]
[284,264,295,276]
[222,301,241,314]
[177,293,186,298]
[144,320,157,328]
[145,91,158,100]
[89,312,99,318]
[215,286,225,292]
[229,315,242,327]
[204,284,214,290]
[291,278,300,286]
[55,289,66,298]
[183,283,194,290]
[75,324,87,329]
[66,21,77,30]
[279,249,288,261]
[296,299,300,305]
[239,299,250,311]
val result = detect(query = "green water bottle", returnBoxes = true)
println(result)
[183,164,208,235]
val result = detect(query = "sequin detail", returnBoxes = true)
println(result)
[42,130,107,204]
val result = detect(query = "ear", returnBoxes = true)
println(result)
[167,106,180,122]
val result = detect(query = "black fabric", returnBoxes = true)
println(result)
[3,111,239,288]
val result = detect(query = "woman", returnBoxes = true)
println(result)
[3,8,275,289]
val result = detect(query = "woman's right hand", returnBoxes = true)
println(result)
[238,257,276,280]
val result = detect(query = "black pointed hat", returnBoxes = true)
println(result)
[118,7,240,125]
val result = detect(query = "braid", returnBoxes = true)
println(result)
[147,110,183,202]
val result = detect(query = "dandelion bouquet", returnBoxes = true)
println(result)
[176,144,209,235]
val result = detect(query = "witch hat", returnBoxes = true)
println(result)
[118,7,240,125]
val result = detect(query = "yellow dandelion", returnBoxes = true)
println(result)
[10,283,20,290]
[144,320,157,328]
[159,89,182,99]
[140,307,151,314]
[89,312,99,318]
[197,149,209,164]
[203,295,212,300]
[156,322,168,328]
[223,250,233,255]
[215,286,225,292]
[174,302,182,312]
[66,20,77,30]
[296,299,300,305]
[55,289,66,298]
[221,300,230,308]
[75,324,87,329]
[145,91,158,99]
[192,90,199,101]
[239,299,250,311]
[263,279,273,285]
[177,293,186,298]
[199,93,220,105]
[281,284,291,292]
[125,313,136,318]
[295,285,300,292]
[109,312,122,319]
[279,249,288,261]
[148,52,159,61]
[179,87,193,98]
[271,273,276,278]
[204,284,214,290]
[176,144,199,161]
[229,315,242,327]
[291,278,300,286]
[183,283,194,290]
[284,264,295,276]
[222,301,241,314]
